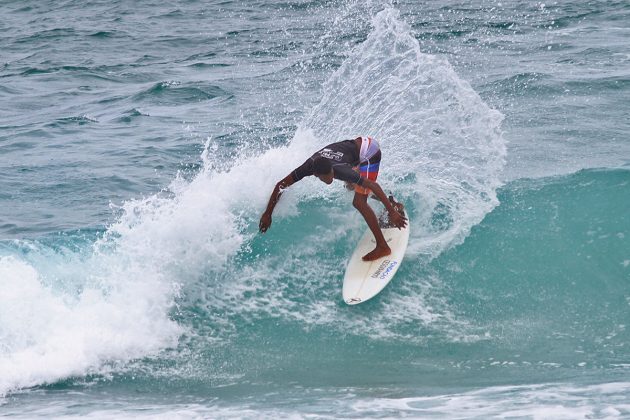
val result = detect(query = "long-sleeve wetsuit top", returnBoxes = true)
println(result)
[291,140,364,185]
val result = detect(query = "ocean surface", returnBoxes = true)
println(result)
[1,0,629,418]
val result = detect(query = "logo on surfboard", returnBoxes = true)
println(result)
[371,259,398,280]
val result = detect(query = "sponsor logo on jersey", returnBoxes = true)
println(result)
[319,149,344,161]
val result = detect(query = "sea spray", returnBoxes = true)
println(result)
[302,7,505,259]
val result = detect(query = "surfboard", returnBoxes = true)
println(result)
[342,208,410,305]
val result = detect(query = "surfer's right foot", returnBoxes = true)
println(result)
[362,245,391,261]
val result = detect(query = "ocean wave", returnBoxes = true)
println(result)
[0,4,506,397]
[132,81,232,105]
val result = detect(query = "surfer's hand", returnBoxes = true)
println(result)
[388,209,407,229]
[259,212,272,233]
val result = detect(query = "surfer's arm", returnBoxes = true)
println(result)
[361,179,407,228]
[259,174,295,233]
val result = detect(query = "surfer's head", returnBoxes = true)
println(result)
[313,157,334,184]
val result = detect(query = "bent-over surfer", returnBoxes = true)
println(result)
[259,136,407,261]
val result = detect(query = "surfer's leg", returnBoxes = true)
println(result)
[352,192,391,261]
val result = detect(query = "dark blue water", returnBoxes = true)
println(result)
[1,0,629,418]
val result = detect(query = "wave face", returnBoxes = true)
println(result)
[2,168,629,415]
[1,0,629,417]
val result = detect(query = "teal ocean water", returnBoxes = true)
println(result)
[1,1,629,418]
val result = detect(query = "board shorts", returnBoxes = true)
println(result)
[355,137,381,195]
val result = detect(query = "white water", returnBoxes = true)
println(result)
[0,254,180,396]
[5,381,629,419]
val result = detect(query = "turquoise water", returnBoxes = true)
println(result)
[1,1,630,418]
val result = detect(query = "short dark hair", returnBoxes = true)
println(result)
[312,157,332,175]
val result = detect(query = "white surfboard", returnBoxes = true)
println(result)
[342,210,410,305]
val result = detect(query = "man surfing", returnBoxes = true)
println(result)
[259,136,407,261]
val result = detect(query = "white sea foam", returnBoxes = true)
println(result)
[4,382,630,419]
[0,255,180,397]
[345,382,630,419]
[0,126,320,397]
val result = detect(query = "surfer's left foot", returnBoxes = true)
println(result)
[362,246,391,262]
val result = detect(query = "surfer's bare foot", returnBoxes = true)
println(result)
[362,246,391,261]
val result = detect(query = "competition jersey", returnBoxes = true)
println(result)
[291,138,380,185]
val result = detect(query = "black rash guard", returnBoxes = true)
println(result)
[291,140,369,185]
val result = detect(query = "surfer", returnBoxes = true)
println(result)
[259,136,407,261]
